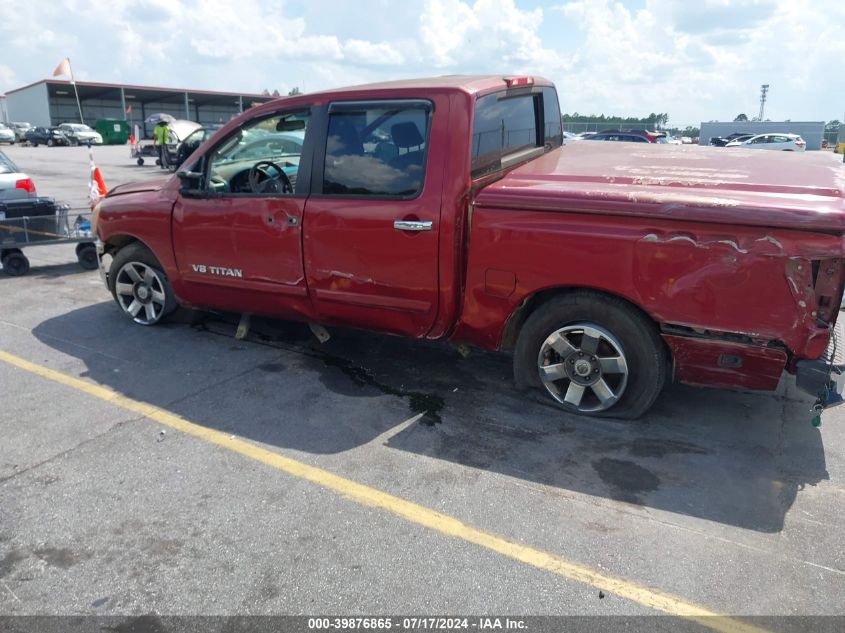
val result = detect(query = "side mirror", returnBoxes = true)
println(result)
[177,171,206,198]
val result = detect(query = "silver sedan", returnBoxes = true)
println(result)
[0,150,37,201]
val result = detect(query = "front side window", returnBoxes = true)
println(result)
[471,86,562,178]
[322,101,431,197]
[205,111,309,196]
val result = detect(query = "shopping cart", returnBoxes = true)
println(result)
[0,203,97,276]
[130,138,161,166]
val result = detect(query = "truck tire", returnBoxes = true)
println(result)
[513,291,666,419]
[108,243,177,325]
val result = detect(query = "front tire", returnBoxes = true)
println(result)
[108,244,177,325]
[514,291,666,419]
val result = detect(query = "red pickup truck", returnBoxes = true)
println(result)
[94,75,845,419]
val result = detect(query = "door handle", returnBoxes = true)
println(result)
[393,220,432,232]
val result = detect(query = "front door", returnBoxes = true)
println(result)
[303,98,445,338]
[172,109,313,315]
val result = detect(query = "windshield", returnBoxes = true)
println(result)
[69,124,93,132]
[213,119,307,165]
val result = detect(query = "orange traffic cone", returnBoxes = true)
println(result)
[93,167,107,197]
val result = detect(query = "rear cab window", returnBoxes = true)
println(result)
[471,84,562,179]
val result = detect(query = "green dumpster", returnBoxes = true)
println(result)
[94,119,131,145]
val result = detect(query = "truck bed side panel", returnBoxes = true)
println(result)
[452,208,842,361]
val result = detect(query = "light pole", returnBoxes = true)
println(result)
[758,84,769,121]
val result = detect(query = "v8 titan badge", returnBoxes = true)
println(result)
[191,264,243,278]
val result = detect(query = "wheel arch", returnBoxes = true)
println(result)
[501,285,668,355]
[102,234,154,258]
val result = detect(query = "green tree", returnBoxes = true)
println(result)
[288,87,302,96]
[734,113,748,122]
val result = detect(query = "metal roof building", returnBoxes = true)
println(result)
[3,79,274,137]
[699,120,825,150]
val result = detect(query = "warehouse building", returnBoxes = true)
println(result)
[3,79,274,137]
[699,120,825,150]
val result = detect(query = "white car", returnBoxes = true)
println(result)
[726,133,806,152]
[58,123,104,145]
[0,123,15,145]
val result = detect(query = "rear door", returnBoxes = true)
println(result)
[302,98,445,337]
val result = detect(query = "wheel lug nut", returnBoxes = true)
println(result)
[594,369,599,373]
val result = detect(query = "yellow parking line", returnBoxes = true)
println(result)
[0,349,770,633]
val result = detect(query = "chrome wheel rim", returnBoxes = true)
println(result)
[537,323,628,413]
[114,262,167,325]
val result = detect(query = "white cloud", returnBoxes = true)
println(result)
[0,64,17,90]
[420,0,571,73]
[552,0,845,123]
[0,0,842,124]
[343,40,406,66]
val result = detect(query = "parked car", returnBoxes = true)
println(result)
[94,74,845,420]
[58,123,104,145]
[9,122,32,142]
[0,123,15,145]
[25,126,72,147]
[583,132,651,143]
[711,133,754,147]
[595,129,664,143]
[726,133,806,151]
[0,149,36,200]
[563,131,581,143]
[712,132,764,146]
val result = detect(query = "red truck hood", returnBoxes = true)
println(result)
[475,143,845,232]
[107,176,172,197]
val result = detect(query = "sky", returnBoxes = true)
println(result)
[1,0,842,127]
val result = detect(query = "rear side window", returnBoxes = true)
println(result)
[472,86,562,178]
[322,100,432,198]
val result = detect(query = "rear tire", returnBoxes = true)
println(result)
[47,139,54,147]
[108,243,177,325]
[514,291,666,419]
